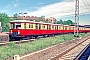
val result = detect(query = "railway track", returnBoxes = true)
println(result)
[74,43,90,60]
[50,35,90,60]
[0,35,54,46]
[0,39,37,46]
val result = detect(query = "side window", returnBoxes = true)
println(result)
[24,23,26,29]
[35,24,41,29]
[29,24,30,28]
[49,25,51,30]
[69,27,71,30]
[47,25,49,30]
[52,26,54,30]
[29,24,33,28]
[39,24,41,29]
[42,25,45,29]
[42,25,45,28]
[31,24,33,28]
[36,24,38,29]
[59,26,62,30]
[65,27,67,30]
[55,26,57,30]
[57,26,58,30]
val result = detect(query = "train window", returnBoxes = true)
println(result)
[36,24,38,29]
[24,23,26,29]
[39,24,41,29]
[29,24,30,28]
[59,26,62,30]
[35,24,41,29]
[69,27,71,30]
[11,23,15,29]
[55,26,57,30]
[47,25,49,30]
[49,25,51,30]
[29,24,33,28]
[57,26,58,30]
[52,26,54,30]
[31,24,33,28]
[42,25,45,28]
[65,27,67,30]
[16,23,21,29]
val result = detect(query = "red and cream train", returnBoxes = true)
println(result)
[9,20,90,39]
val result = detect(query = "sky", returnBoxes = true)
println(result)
[0,0,90,25]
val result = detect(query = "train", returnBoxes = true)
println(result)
[9,20,90,40]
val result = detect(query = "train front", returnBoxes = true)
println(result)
[9,20,23,39]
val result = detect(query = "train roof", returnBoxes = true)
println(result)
[10,20,63,25]
[10,20,43,23]
[70,25,85,27]
[84,25,90,28]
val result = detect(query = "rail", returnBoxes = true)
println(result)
[74,43,90,60]
[50,36,90,60]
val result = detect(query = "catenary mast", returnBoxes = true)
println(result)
[74,0,79,37]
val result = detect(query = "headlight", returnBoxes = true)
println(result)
[18,30,20,34]
[11,30,12,34]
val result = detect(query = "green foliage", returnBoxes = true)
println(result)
[57,19,74,25]
[13,13,19,20]
[35,19,41,22]
[57,19,63,24]
[0,13,11,32]
[30,19,34,21]
[8,42,16,47]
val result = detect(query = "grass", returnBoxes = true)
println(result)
[0,33,89,60]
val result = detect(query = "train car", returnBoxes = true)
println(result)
[9,20,90,40]
[9,20,63,39]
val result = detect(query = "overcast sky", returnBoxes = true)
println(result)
[0,0,90,25]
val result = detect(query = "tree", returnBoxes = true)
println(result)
[57,19,63,24]
[57,19,74,25]
[30,19,34,21]
[67,20,74,25]
[35,19,40,22]
[13,13,19,20]
[0,13,11,32]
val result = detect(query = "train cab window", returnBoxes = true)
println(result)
[16,23,21,29]
[11,23,15,29]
